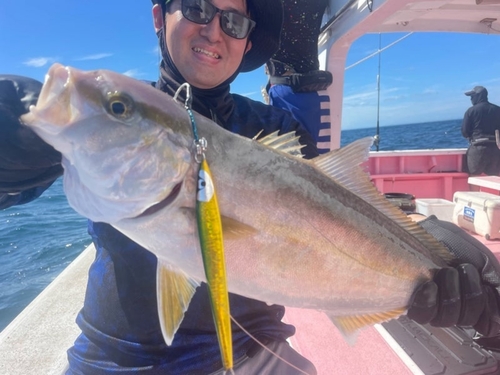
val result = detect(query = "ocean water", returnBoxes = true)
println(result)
[0,118,468,332]
[340,118,468,150]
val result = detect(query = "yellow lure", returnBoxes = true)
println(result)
[196,158,233,372]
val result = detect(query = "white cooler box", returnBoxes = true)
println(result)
[415,198,455,222]
[453,191,500,240]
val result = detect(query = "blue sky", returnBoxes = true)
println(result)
[2,1,499,130]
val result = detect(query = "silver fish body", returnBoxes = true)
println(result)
[22,64,452,337]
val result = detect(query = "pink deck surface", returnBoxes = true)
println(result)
[284,233,500,375]
[284,309,414,374]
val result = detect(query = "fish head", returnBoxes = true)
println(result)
[22,63,195,223]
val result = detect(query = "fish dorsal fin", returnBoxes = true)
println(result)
[327,308,406,344]
[311,137,386,209]
[221,215,259,240]
[312,137,373,184]
[255,130,305,158]
[312,137,454,265]
[156,260,200,345]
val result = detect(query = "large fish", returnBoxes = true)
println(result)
[22,63,453,345]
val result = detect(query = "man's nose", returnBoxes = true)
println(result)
[200,14,223,41]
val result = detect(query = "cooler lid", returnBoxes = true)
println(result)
[453,191,500,209]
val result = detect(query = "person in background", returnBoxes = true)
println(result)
[462,85,500,176]
[1,0,500,373]
[265,0,332,154]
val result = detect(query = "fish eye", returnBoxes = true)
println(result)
[111,101,126,115]
[106,92,135,120]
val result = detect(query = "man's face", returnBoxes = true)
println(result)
[471,94,479,105]
[165,0,252,89]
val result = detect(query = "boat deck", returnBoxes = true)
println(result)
[0,245,93,375]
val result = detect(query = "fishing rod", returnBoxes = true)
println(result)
[345,32,413,151]
[375,33,381,151]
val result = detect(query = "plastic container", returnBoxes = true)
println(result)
[453,191,500,240]
[415,198,455,222]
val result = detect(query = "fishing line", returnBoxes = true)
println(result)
[230,316,312,375]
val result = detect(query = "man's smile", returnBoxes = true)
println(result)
[193,47,221,60]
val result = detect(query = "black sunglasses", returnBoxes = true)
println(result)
[181,0,256,40]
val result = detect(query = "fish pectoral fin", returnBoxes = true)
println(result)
[221,215,259,240]
[156,260,200,345]
[327,307,406,345]
[180,208,258,241]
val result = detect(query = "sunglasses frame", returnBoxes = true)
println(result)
[181,0,256,39]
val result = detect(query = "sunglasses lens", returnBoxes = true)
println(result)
[220,12,252,39]
[182,0,254,39]
[183,0,215,24]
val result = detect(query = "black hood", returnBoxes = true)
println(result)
[151,0,284,124]
[152,0,284,72]
[465,85,489,106]
[470,90,489,106]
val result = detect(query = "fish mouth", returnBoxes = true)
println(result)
[24,63,75,128]
[38,63,71,107]
[135,181,183,218]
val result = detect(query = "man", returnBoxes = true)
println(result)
[462,85,500,175]
[1,1,317,374]
[0,0,500,373]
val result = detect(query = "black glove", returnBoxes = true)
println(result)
[407,215,500,337]
[0,75,62,208]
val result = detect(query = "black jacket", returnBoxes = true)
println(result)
[462,92,500,142]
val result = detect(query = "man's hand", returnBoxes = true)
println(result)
[407,215,500,337]
[0,75,62,207]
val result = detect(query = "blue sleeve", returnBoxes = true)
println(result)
[0,182,57,210]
